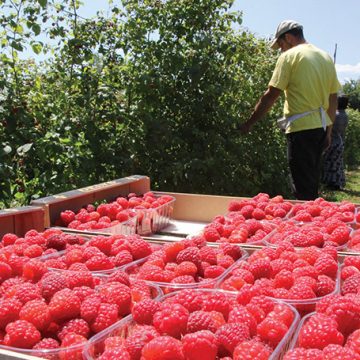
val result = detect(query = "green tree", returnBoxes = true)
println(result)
[342,79,360,111]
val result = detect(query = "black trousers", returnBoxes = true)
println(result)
[286,128,327,200]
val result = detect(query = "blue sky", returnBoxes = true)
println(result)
[76,0,360,84]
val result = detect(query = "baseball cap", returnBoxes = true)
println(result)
[270,20,303,49]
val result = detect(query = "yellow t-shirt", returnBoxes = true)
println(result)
[269,43,341,133]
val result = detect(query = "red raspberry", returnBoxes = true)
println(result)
[267,303,294,328]
[46,234,67,250]
[57,318,90,341]
[60,210,76,225]
[217,254,235,268]
[85,254,114,271]
[48,288,81,322]
[182,330,218,360]
[329,226,350,245]
[187,310,225,333]
[203,227,221,242]
[314,255,338,278]
[124,325,158,359]
[274,270,294,289]
[0,298,22,330]
[176,247,200,267]
[114,250,133,267]
[91,302,119,333]
[40,272,69,301]
[153,303,189,338]
[23,244,43,258]
[219,243,244,261]
[228,306,257,336]
[98,282,131,316]
[4,320,41,348]
[164,242,185,263]
[19,299,51,331]
[346,328,360,355]
[141,335,184,360]
[344,256,360,270]
[233,339,272,360]
[216,323,250,354]
[325,297,360,336]
[283,348,324,360]
[172,289,204,312]
[72,286,96,301]
[66,271,95,289]
[198,247,217,264]
[298,313,344,349]
[80,294,102,323]
[98,348,131,360]
[315,275,336,297]
[128,236,153,260]
[22,259,47,282]
[33,337,60,350]
[270,259,294,277]
[107,270,130,286]
[202,292,230,319]
[252,208,266,220]
[257,317,288,348]
[132,299,161,325]
[204,265,225,279]
[289,284,316,300]
[343,271,360,292]
[2,233,18,246]
[0,261,12,283]
[298,246,322,265]
[323,343,360,359]
[60,333,87,357]
[248,259,271,280]
[6,282,42,304]
[175,261,198,277]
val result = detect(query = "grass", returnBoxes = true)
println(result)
[320,167,360,203]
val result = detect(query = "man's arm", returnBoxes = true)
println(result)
[239,86,282,134]
[324,93,338,150]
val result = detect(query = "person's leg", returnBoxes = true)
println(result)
[287,128,327,200]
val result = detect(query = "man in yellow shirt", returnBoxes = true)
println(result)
[240,20,341,200]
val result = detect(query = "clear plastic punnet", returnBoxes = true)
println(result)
[135,195,176,235]
[122,241,248,294]
[0,274,162,360]
[83,288,300,360]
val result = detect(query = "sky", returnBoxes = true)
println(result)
[75,0,360,84]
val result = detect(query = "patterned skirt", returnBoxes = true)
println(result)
[322,134,345,188]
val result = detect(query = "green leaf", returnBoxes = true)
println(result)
[31,42,43,54]
[32,23,41,36]
[10,41,23,52]
[37,0,48,8]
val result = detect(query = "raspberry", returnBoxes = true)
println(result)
[153,303,189,338]
[298,246,322,265]
[298,313,344,349]
[175,261,198,277]
[344,256,360,270]
[85,254,114,271]
[274,270,294,289]
[80,294,102,323]
[172,289,204,312]
[107,270,130,286]
[343,274,360,295]
[249,296,275,315]
[216,323,250,354]
[66,271,95,289]
[141,335,184,360]
[124,325,158,359]
[199,247,217,264]
[270,259,294,277]
[48,288,81,322]
[98,282,131,316]
[2,233,18,246]
[22,259,47,282]
[283,348,324,360]
[132,299,161,325]
[325,297,360,336]
[7,282,42,304]
[228,306,257,336]
[346,328,360,355]
[128,236,153,260]
[19,299,51,331]
[257,317,288,348]
[203,227,221,242]
[23,244,43,258]
[98,348,131,360]
[202,292,230,319]
[216,254,234,269]
[91,302,119,333]
[233,339,272,360]
[0,298,22,330]
[329,226,350,245]
[0,261,12,283]
[114,250,133,267]
[176,247,200,266]
[323,343,360,360]
[60,333,87,356]
[40,272,69,301]
[248,259,271,280]
[252,208,266,220]
[267,303,294,328]
[315,275,336,297]
[33,337,60,350]
[164,242,185,263]
[187,310,225,333]
[57,318,90,341]
[60,210,76,225]
[46,234,67,251]
[314,255,338,278]
[4,320,41,348]
[204,265,225,279]
[182,330,218,360]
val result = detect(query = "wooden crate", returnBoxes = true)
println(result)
[0,206,44,238]
[31,175,150,228]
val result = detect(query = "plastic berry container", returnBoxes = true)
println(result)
[135,195,176,236]
[122,245,248,294]
[216,257,341,316]
[0,274,162,360]
[83,288,300,360]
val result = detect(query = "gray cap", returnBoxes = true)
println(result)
[270,20,303,49]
